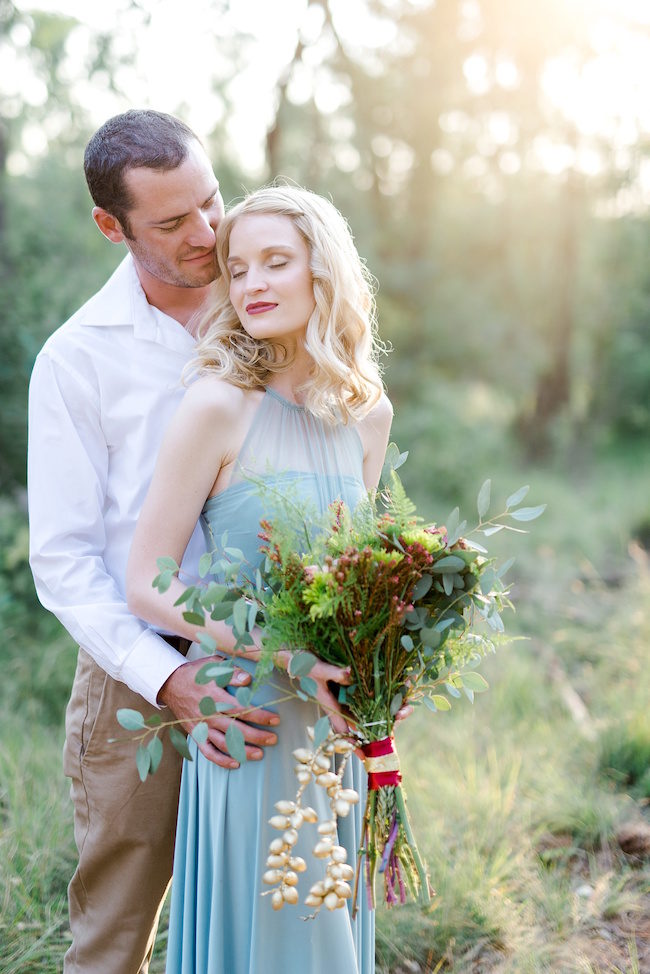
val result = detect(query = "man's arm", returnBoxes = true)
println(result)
[27,351,278,765]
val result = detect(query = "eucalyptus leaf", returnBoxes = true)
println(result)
[196,661,235,687]
[182,610,205,626]
[116,708,145,731]
[145,713,163,727]
[313,715,331,748]
[412,573,433,600]
[390,692,404,716]
[210,602,234,622]
[201,582,227,607]
[299,676,318,697]
[381,442,409,484]
[225,723,247,764]
[156,570,173,594]
[431,694,452,711]
[497,557,516,578]
[198,552,213,578]
[174,586,198,607]
[191,722,209,745]
[477,479,491,518]
[147,736,163,774]
[199,696,217,716]
[197,632,217,654]
[136,744,151,782]
[288,651,317,678]
[446,519,467,547]
[509,504,546,521]
[461,671,489,692]
[431,555,466,573]
[224,546,245,561]
[487,610,505,633]
[236,686,252,708]
[434,617,455,633]
[247,601,258,632]
[156,556,179,572]
[446,506,460,537]
[443,573,454,596]
[400,634,414,651]
[506,484,530,509]
[232,598,248,635]
[482,525,505,537]
[169,726,193,761]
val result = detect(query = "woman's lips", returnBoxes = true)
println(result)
[246,302,278,315]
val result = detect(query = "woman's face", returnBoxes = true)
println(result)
[226,213,316,346]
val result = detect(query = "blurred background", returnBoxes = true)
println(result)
[1,1,649,971]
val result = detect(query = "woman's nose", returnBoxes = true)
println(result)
[244,268,268,293]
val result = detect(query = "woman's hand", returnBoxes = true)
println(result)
[276,650,352,736]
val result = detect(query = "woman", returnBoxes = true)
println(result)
[127,185,392,973]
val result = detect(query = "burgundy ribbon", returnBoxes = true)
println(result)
[360,736,402,790]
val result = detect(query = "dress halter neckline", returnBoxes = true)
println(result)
[264,387,306,411]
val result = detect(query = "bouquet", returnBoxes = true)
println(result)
[118,449,544,915]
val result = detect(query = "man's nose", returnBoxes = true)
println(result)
[187,211,217,248]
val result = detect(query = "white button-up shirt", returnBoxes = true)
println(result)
[28,254,205,706]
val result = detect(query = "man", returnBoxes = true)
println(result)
[28,110,279,974]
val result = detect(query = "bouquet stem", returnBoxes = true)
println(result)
[394,784,431,907]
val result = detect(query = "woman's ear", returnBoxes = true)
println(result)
[92,206,127,244]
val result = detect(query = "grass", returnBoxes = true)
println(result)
[1,426,649,972]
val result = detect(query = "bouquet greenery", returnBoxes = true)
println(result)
[118,447,544,915]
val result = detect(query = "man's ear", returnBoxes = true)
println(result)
[92,206,127,244]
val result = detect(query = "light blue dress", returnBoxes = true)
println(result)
[166,388,375,974]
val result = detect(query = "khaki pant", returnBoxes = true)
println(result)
[62,649,183,973]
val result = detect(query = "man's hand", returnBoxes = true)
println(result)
[158,656,279,769]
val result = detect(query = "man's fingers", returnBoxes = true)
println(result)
[197,727,268,768]
[230,665,251,686]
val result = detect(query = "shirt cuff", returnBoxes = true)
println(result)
[119,627,187,708]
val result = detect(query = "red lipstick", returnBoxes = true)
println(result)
[246,302,278,315]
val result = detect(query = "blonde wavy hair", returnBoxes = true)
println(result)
[187,184,384,424]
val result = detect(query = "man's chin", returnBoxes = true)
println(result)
[178,268,219,289]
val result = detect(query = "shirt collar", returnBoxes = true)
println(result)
[78,254,196,353]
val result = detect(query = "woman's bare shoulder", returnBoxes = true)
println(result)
[359,390,394,433]
[180,375,252,423]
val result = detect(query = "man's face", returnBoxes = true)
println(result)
[121,140,224,289]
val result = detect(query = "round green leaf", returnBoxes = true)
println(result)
[431,695,452,711]
[116,708,145,731]
[461,672,489,692]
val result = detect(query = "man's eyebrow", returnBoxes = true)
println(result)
[151,186,220,226]
[227,244,296,265]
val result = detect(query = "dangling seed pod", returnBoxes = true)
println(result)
[261,726,361,914]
